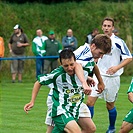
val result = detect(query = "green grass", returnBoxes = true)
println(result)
[1,76,133,133]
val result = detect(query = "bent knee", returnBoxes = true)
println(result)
[86,97,96,106]
[82,125,96,133]
[90,125,96,133]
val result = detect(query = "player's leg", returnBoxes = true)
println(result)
[64,120,81,133]
[52,113,81,133]
[106,102,116,133]
[119,121,133,133]
[45,95,54,133]
[86,75,100,118]
[119,109,133,133]
[46,125,54,133]
[78,103,96,133]
[105,76,120,133]
[78,117,96,133]
[86,96,98,118]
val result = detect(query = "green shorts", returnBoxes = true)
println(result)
[123,108,133,124]
[52,112,77,133]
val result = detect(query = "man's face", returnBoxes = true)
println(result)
[61,57,76,76]
[102,20,114,36]
[67,30,73,37]
[94,30,99,36]
[14,29,19,34]
[36,30,42,37]
[49,34,55,39]
[91,44,105,59]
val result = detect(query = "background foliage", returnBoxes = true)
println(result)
[1,0,131,4]
[0,0,133,80]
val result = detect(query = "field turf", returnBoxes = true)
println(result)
[1,76,132,133]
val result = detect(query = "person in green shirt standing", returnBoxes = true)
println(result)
[43,30,62,74]
[32,29,48,78]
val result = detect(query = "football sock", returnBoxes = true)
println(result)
[108,107,117,130]
[88,106,94,118]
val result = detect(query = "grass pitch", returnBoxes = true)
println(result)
[1,76,132,133]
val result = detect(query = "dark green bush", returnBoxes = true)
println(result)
[0,0,132,79]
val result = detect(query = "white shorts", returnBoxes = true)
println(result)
[79,102,91,118]
[45,96,91,126]
[90,75,120,102]
[45,95,54,126]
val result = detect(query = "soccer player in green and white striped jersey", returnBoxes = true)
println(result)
[24,49,92,133]
[119,77,133,133]
[24,34,112,133]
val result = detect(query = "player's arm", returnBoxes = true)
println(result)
[128,92,133,103]
[24,81,42,113]
[106,58,132,75]
[75,62,91,95]
[8,43,12,53]
[93,64,105,93]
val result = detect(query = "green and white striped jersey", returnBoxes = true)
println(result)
[38,62,94,119]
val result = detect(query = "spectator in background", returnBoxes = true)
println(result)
[0,36,4,70]
[112,29,119,36]
[32,29,48,78]
[8,24,30,83]
[43,30,62,74]
[62,29,78,51]
[86,28,99,44]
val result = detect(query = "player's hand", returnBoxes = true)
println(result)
[24,102,34,114]
[106,66,118,75]
[96,82,105,94]
[83,88,92,95]
[87,76,95,87]
[82,79,92,95]
[17,43,23,47]
[83,83,92,95]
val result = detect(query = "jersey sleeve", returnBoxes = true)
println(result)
[127,77,133,93]
[32,41,38,56]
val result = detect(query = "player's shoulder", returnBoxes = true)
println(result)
[111,34,125,44]
[32,36,39,41]
[42,35,48,39]
[51,66,65,76]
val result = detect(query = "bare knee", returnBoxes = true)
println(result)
[106,102,115,110]
[82,125,96,133]
[64,120,81,133]
[86,96,97,106]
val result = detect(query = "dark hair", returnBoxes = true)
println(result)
[91,34,111,54]
[59,49,76,64]
[102,17,114,26]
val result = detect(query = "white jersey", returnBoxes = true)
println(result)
[97,33,132,76]
[74,43,95,68]
[32,36,48,56]
[33,36,48,47]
